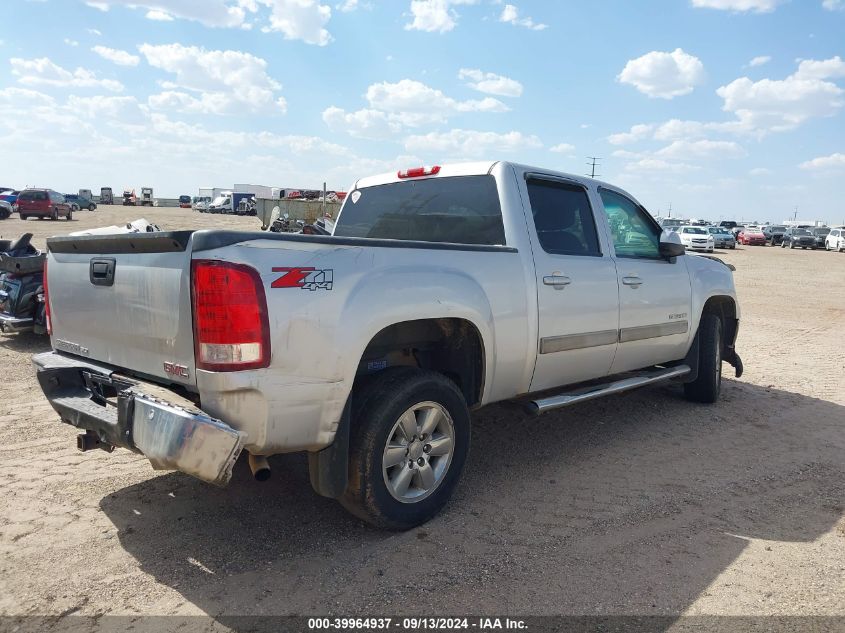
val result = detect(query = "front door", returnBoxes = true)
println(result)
[521,176,620,392]
[597,188,692,374]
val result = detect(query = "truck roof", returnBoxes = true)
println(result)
[353,161,639,205]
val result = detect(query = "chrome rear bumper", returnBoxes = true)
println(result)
[32,351,245,486]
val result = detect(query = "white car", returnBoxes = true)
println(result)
[678,226,715,252]
[825,228,845,252]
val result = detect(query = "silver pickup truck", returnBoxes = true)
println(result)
[33,161,742,529]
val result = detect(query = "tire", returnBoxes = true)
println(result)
[66,209,72,220]
[88,204,96,211]
[340,367,471,530]
[790,242,795,249]
[684,314,722,404]
[51,208,58,221]
[19,214,27,221]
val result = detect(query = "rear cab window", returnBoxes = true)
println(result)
[334,175,506,246]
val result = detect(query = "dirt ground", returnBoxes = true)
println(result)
[0,206,843,625]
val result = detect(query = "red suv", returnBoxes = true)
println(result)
[17,189,73,221]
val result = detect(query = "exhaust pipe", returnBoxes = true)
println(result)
[248,454,271,482]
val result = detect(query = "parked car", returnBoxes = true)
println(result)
[32,161,743,529]
[708,226,736,249]
[730,225,746,238]
[0,190,20,210]
[0,199,12,220]
[719,220,739,231]
[178,195,192,209]
[824,228,845,252]
[64,194,96,212]
[811,227,830,249]
[763,225,787,246]
[678,226,714,252]
[781,228,816,249]
[737,228,766,246]
[16,189,72,221]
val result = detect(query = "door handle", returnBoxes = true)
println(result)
[622,276,643,287]
[543,275,571,288]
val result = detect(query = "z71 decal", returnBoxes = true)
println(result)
[272,267,333,291]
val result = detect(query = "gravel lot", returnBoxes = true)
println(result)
[1,207,843,623]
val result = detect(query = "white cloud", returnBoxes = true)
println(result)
[691,0,785,12]
[458,68,523,97]
[549,143,575,154]
[748,55,771,67]
[64,38,79,46]
[92,45,141,67]
[261,0,332,46]
[365,78,508,123]
[793,56,845,80]
[608,123,655,145]
[146,9,174,20]
[823,0,844,9]
[799,152,845,171]
[749,167,772,176]
[10,57,123,92]
[88,28,102,35]
[717,58,845,132]
[499,4,547,30]
[405,0,478,33]
[655,139,747,160]
[336,0,361,10]
[80,0,248,27]
[618,48,705,99]
[404,128,542,156]
[322,106,401,139]
[139,43,286,114]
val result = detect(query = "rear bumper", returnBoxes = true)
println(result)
[32,351,245,486]
[0,313,34,333]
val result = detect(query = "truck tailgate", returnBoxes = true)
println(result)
[47,232,197,387]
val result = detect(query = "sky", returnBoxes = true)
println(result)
[1,0,844,224]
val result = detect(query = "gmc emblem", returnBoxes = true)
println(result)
[163,362,190,378]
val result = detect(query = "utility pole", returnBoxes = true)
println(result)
[793,206,798,221]
[668,202,673,218]
[586,157,602,179]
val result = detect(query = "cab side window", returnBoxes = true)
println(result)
[599,189,661,259]
[526,178,601,256]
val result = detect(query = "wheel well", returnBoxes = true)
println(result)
[702,296,737,354]
[358,318,485,407]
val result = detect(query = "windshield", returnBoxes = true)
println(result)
[334,175,506,246]
[771,226,786,232]
[682,227,707,234]
[793,229,812,236]
[813,228,830,235]
[211,195,230,206]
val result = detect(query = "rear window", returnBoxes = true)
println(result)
[19,190,47,201]
[179,195,191,203]
[334,176,506,246]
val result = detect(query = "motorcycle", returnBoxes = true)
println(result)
[0,233,47,334]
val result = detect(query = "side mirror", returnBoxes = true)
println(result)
[659,231,685,259]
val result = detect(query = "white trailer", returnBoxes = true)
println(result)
[234,184,280,200]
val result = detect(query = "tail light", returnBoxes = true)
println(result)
[43,259,52,335]
[397,165,440,179]
[191,260,270,371]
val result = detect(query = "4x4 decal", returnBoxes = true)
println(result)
[271,267,333,291]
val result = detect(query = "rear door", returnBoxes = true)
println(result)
[47,232,198,387]
[597,188,692,373]
[520,175,619,392]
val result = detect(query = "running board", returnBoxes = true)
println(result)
[526,365,691,416]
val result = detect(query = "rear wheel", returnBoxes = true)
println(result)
[684,314,722,404]
[66,208,72,220]
[88,204,96,211]
[19,214,27,221]
[340,367,470,530]
[50,208,58,221]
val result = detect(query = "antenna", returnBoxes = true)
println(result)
[586,157,602,179]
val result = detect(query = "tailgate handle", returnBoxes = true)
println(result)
[89,258,116,287]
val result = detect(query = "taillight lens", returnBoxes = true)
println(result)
[43,258,52,335]
[191,260,270,371]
